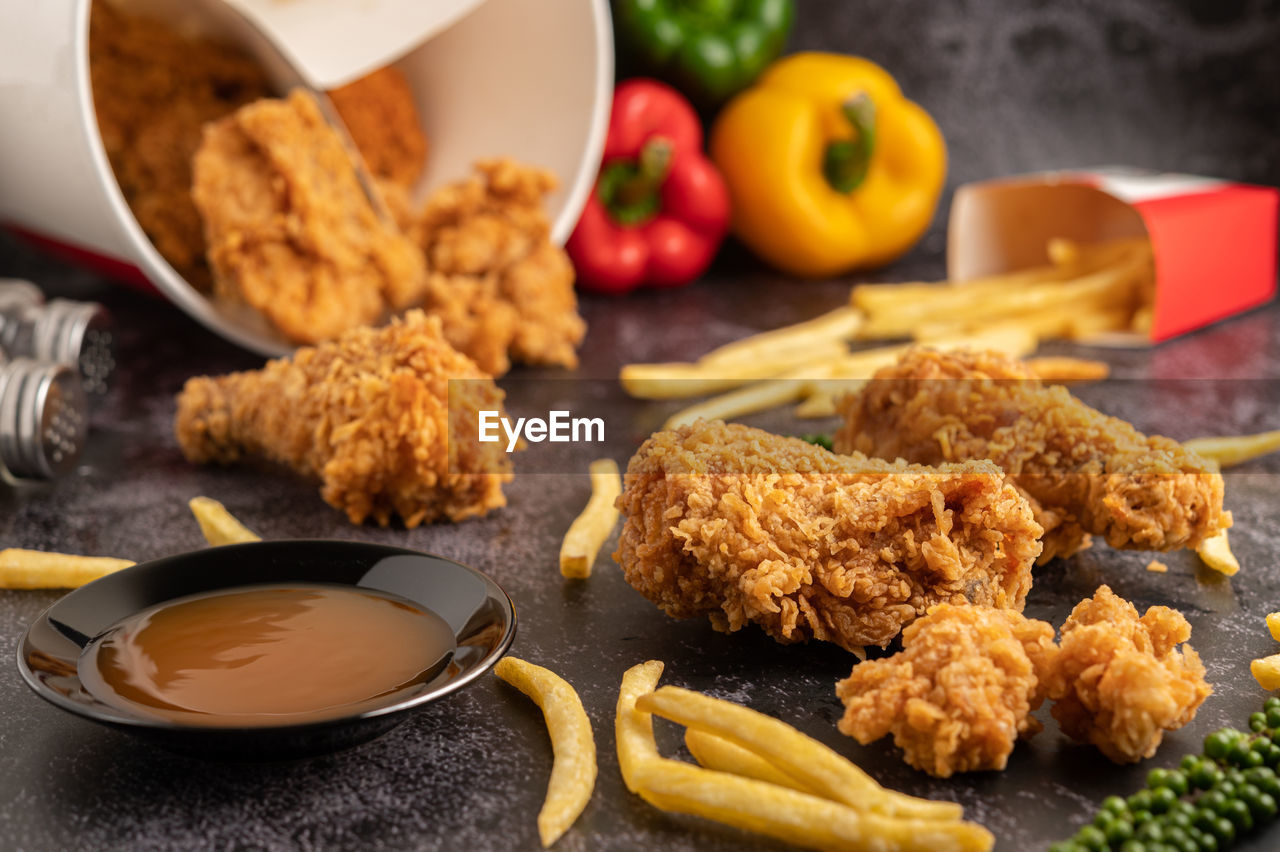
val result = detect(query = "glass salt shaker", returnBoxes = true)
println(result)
[0,353,88,480]
[0,279,115,394]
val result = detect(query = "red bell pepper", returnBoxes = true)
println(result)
[568,79,730,294]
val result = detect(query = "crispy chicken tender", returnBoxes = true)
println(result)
[401,159,585,375]
[1044,585,1212,763]
[836,604,1059,777]
[834,348,1230,563]
[174,311,512,527]
[192,90,428,344]
[613,421,1044,652]
[89,1,270,291]
[329,66,428,190]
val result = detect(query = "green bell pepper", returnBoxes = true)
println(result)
[613,0,795,107]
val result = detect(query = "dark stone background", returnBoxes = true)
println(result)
[2,1,1280,850]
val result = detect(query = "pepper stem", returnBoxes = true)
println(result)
[823,92,877,194]
[599,137,673,226]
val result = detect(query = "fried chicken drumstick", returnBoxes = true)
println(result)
[835,348,1229,562]
[613,421,1044,652]
[837,604,1059,777]
[174,311,512,527]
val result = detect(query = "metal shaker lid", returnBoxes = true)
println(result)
[31,299,116,395]
[0,359,88,480]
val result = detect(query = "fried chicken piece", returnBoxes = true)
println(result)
[1043,585,1211,763]
[613,421,1044,652]
[834,348,1230,563]
[328,66,428,190]
[192,90,429,344]
[89,1,270,290]
[836,604,1059,777]
[174,311,512,527]
[406,159,585,375]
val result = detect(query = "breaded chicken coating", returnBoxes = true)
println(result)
[1044,585,1211,763]
[834,348,1230,563]
[404,160,586,375]
[328,66,428,190]
[89,1,270,291]
[836,604,1059,777]
[613,421,1044,652]
[174,311,512,527]
[192,90,428,344]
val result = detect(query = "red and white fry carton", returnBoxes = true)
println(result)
[947,168,1279,343]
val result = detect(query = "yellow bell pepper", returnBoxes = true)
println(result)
[710,52,947,278]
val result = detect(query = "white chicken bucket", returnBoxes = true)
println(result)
[0,0,613,356]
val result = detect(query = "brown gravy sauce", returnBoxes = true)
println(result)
[78,583,455,725]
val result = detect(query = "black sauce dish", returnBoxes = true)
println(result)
[17,540,516,760]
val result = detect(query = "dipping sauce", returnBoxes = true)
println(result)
[78,583,455,726]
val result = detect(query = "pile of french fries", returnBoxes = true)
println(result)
[852,237,1155,343]
[617,660,993,851]
[621,237,1156,427]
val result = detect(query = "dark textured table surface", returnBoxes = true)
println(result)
[4,1,1280,850]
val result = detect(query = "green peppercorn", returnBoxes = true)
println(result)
[1208,815,1235,844]
[1248,788,1278,821]
[1131,789,1156,813]
[1266,707,1280,729]
[1106,817,1136,845]
[1251,712,1268,732]
[1134,810,1155,828]
[1135,819,1165,842]
[1265,696,1280,713]
[1102,794,1130,815]
[1075,823,1108,849]
[1205,730,1237,760]
[1166,770,1190,797]
[1149,768,1172,789]
[1223,798,1254,832]
[1151,787,1179,814]
[1188,826,1217,852]
[1227,739,1254,766]
[1199,790,1228,813]
[1191,760,1224,790]
[1048,842,1082,852]
[1118,841,1147,852]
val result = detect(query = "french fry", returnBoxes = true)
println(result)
[189,496,261,546]
[616,660,666,793]
[1184,430,1280,469]
[1024,356,1111,384]
[698,306,864,367]
[632,758,993,852]
[636,686,962,821]
[560,458,622,579]
[1065,307,1137,341]
[621,341,848,400]
[1196,529,1239,576]
[615,663,991,852]
[684,728,814,794]
[662,369,835,430]
[1253,655,1280,690]
[495,657,596,847]
[794,388,845,419]
[0,548,134,589]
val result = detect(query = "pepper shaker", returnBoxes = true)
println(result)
[0,355,88,480]
[0,279,115,394]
